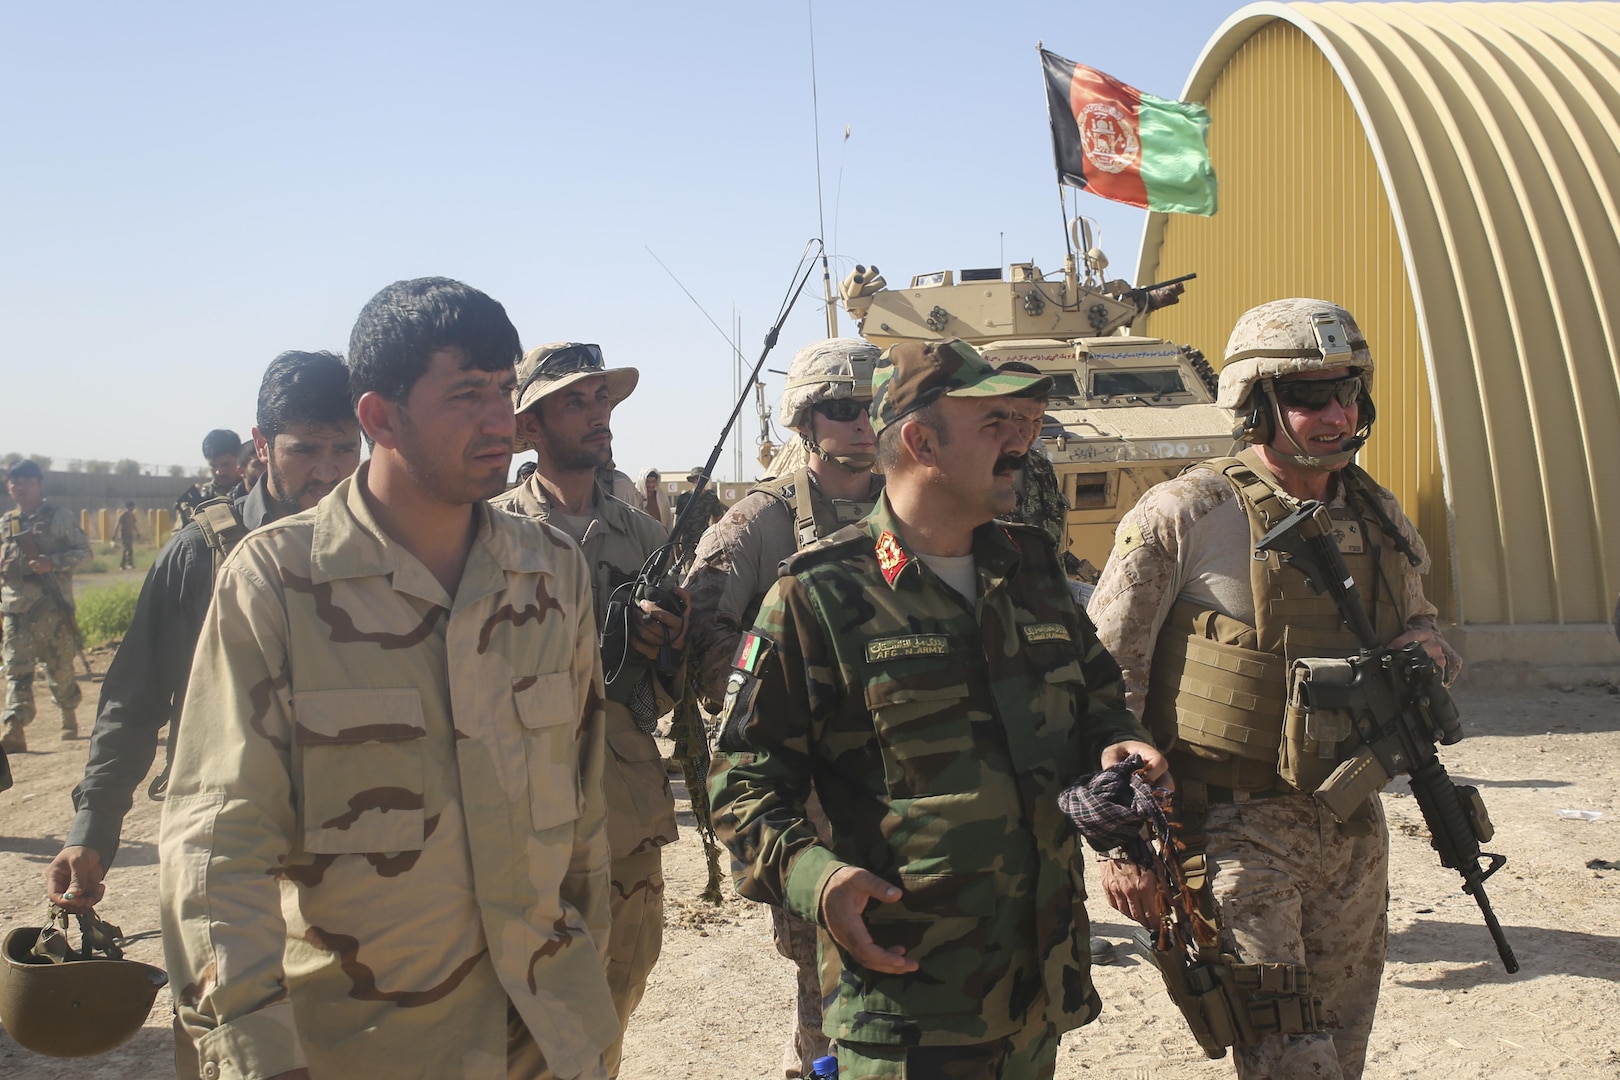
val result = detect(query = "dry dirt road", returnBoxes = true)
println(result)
[2,670,1616,1079]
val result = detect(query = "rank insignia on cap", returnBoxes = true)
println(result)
[875,530,909,584]
[733,631,774,676]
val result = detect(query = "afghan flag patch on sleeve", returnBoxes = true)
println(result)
[734,631,774,675]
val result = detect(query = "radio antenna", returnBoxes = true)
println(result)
[808,0,837,336]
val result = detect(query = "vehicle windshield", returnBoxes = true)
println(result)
[1090,369,1187,399]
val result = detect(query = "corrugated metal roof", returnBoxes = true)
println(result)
[1139,2,1620,625]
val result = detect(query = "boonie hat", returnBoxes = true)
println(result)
[869,339,1051,435]
[512,342,639,452]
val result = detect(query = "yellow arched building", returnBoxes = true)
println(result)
[1138,1,1620,662]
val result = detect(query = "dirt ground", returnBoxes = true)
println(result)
[2,665,1616,1079]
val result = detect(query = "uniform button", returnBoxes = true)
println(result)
[202,1063,220,1079]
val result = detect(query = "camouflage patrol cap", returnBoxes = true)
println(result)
[1217,298,1375,412]
[779,337,880,429]
[870,339,1052,435]
[512,342,639,452]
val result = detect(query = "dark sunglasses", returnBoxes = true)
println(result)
[1272,374,1363,411]
[812,399,871,423]
[517,343,605,400]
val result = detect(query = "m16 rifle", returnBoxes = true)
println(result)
[1255,502,1519,973]
[6,529,93,677]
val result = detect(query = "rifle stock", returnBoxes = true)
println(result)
[1257,502,1518,973]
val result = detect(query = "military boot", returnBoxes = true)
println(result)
[0,722,26,755]
[59,709,79,741]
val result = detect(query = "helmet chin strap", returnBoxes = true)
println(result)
[1266,377,1368,470]
[801,418,875,473]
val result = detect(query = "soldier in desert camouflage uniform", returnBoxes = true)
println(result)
[683,337,883,1077]
[492,340,686,1080]
[2,459,91,751]
[1088,299,1458,1080]
[159,279,619,1080]
[711,339,1167,1080]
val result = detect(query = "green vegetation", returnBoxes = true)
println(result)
[81,542,160,576]
[77,583,140,647]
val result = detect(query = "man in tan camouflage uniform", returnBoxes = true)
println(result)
[159,279,619,1080]
[2,459,91,751]
[683,337,883,1077]
[1089,299,1459,1079]
[712,339,1168,1079]
[492,341,687,1079]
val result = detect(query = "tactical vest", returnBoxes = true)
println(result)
[749,467,878,550]
[1143,449,1409,794]
[190,497,249,575]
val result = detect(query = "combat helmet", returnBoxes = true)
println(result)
[779,337,880,471]
[1218,298,1376,469]
[0,906,167,1058]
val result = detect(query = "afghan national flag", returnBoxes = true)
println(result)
[1041,48,1217,216]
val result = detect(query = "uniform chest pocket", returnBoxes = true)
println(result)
[293,688,426,855]
[514,672,582,832]
[863,678,977,798]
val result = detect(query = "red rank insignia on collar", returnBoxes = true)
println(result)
[875,529,909,584]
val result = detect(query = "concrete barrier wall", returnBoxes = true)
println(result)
[1,470,192,521]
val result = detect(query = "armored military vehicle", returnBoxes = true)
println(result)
[838,234,1232,575]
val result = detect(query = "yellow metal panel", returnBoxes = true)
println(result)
[1139,2,1620,626]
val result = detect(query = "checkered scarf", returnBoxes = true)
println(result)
[1057,753,1170,867]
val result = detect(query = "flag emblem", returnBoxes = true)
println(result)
[734,632,771,675]
[1079,101,1139,174]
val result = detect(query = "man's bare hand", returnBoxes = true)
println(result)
[1100,859,1163,928]
[820,866,918,976]
[1101,739,1175,792]
[1388,627,1446,672]
[26,556,53,575]
[46,845,106,912]
[630,585,689,660]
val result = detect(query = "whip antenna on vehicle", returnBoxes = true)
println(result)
[808,0,837,337]
[646,246,744,365]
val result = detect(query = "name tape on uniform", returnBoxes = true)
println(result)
[1019,623,1072,645]
[864,634,950,662]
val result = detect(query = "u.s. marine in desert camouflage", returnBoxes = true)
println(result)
[1089,298,1458,1080]
[158,470,618,1079]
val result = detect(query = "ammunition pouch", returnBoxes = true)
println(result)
[1134,930,1323,1058]
[191,497,248,575]
[1279,657,1358,795]
[1145,603,1288,794]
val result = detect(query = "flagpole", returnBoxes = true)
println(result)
[1040,42,1077,282]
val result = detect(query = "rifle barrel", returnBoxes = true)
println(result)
[1467,880,1520,973]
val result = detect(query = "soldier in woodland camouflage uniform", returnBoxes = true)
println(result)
[492,341,686,1080]
[711,339,1168,1080]
[159,279,619,1079]
[994,360,1070,561]
[682,337,883,1077]
[1088,299,1458,1080]
[2,460,91,751]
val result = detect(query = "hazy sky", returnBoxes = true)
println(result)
[4,1,1245,481]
